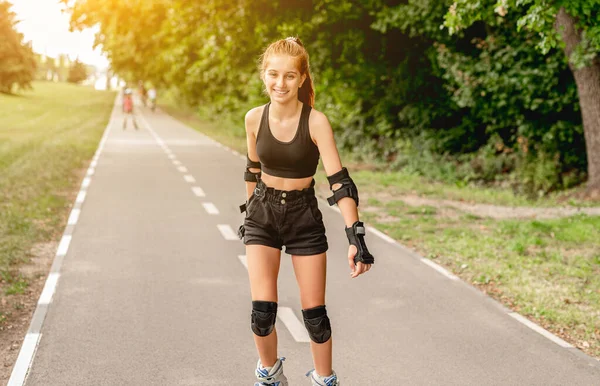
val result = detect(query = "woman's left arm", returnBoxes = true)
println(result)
[310,111,373,278]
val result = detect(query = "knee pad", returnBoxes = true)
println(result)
[251,301,277,337]
[302,305,331,343]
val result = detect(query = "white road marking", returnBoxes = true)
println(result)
[202,202,219,215]
[421,257,458,280]
[5,95,119,385]
[367,226,396,244]
[177,166,188,173]
[168,154,176,160]
[75,191,86,203]
[217,224,238,240]
[508,312,573,348]
[7,333,41,386]
[192,187,205,197]
[184,175,196,183]
[56,235,72,257]
[67,209,80,225]
[238,255,248,269]
[38,273,60,305]
[277,307,310,343]
[172,160,182,166]
[420,258,458,280]
[82,177,91,188]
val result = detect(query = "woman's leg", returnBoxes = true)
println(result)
[291,252,332,376]
[247,244,282,367]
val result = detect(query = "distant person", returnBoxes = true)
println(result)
[138,81,147,107]
[148,87,157,112]
[122,88,138,130]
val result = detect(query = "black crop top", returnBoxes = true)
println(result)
[256,103,320,178]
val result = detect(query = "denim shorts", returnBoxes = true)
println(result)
[243,179,328,256]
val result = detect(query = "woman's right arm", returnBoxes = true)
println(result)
[244,108,261,200]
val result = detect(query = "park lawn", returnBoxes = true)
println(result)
[0,81,115,322]
[357,196,600,358]
[162,96,600,358]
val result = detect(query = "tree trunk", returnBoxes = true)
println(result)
[555,7,600,192]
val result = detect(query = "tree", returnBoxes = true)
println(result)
[444,0,600,193]
[0,1,36,93]
[67,59,88,83]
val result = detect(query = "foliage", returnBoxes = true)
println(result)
[67,59,88,83]
[0,1,36,93]
[444,0,600,68]
[62,0,600,195]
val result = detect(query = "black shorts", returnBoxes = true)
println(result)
[243,179,328,256]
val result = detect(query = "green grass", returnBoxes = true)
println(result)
[360,202,600,357]
[0,81,115,289]
[349,169,598,208]
[161,97,600,357]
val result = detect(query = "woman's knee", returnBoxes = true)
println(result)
[302,305,332,344]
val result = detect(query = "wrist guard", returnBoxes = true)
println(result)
[345,221,374,265]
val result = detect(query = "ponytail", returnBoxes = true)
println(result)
[298,71,314,107]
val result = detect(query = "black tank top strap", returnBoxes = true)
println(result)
[299,103,312,141]
[257,103,271,141]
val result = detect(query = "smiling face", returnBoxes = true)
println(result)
[262,54,306,104]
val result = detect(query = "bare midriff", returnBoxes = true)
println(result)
[261,172,314,191]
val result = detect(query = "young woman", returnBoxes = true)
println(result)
[239,37,375,386]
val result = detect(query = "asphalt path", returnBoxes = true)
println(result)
[10,97,600,385]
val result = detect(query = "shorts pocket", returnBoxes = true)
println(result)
[308,200,324,224]
[245,194,261,218]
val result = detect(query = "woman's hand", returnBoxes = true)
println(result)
[348,244,372,278]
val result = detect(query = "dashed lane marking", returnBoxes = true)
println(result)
[217,224,238,240]
[202,202,219,215]
[192,187,205,197]
[278,307,310,343]
[238,255,248,269]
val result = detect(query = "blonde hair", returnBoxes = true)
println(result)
[259,37,315,107]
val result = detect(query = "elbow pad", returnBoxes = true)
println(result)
[244,155,261,182]
[326,167,359,207]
